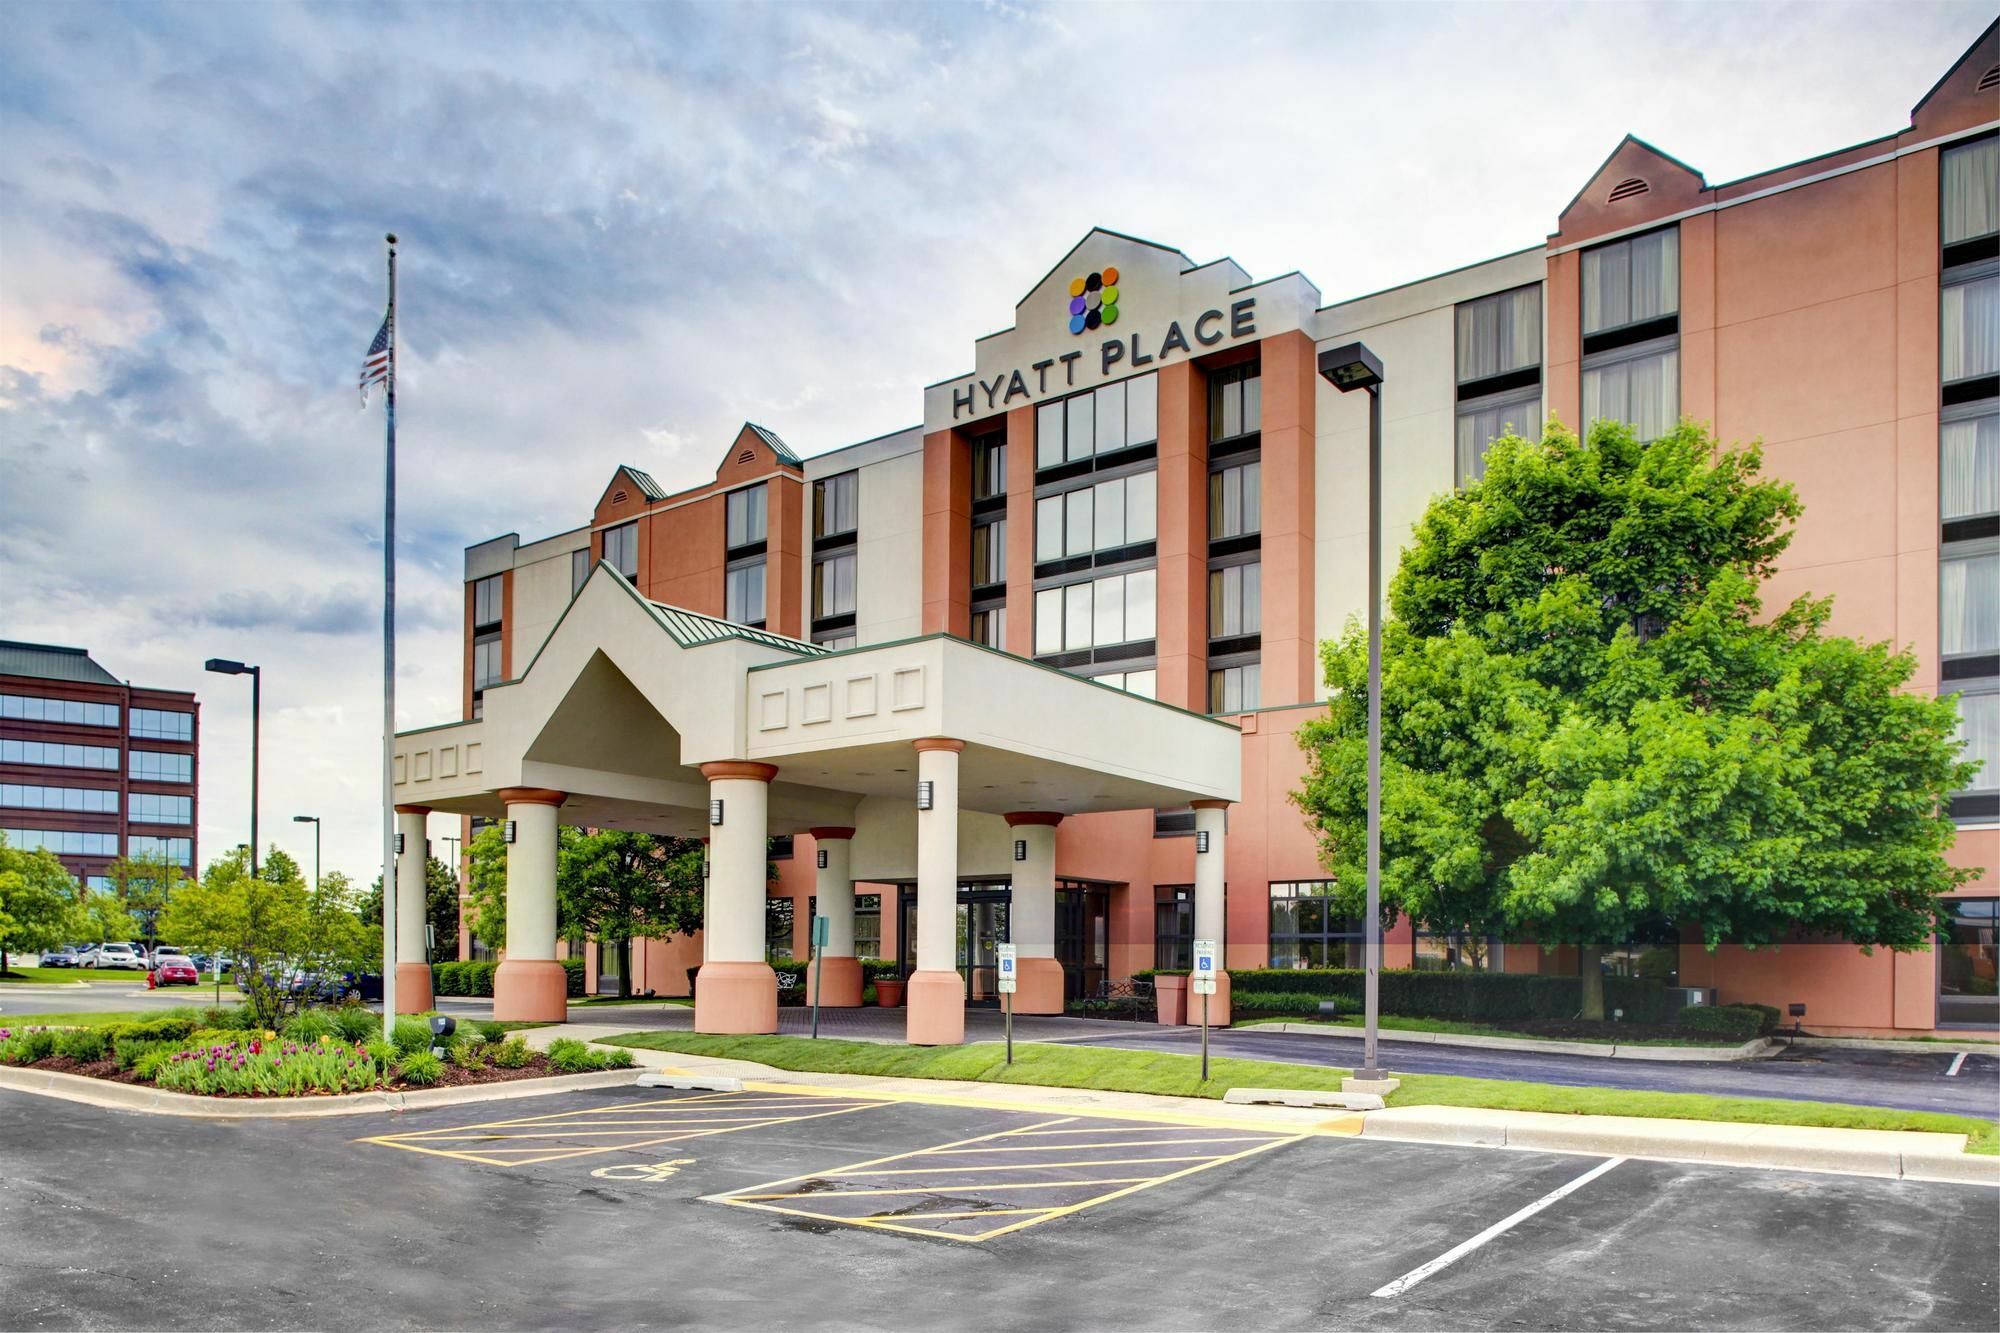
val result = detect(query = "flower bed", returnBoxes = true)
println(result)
[0,1014,632,1099]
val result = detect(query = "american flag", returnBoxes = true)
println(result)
[358,312,391,405]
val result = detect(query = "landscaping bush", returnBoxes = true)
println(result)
[108,1015,199,1048]
[201,1005,261,1031]
[1144,968,1677,1025]
[282,1010,338,1043]
[1233,991,1359,1017]
[115,1038,170,1072]
[333,1007,378,1043]
[449,1041,488,1070]
[475,1020,507,1045]
[54,1029,110,1062]
[562,957,586,997]
[153,1036,385,1096]
[430,960,504,997]
[396,1051,445,1085]
[544,1037,633,1073]
[131,1047,176,1081]
[860,959,903,981]
[390,1016,432,1057]
[1740,1003,1783,1034]
[0,1028,60,1065]
[363,1038,396,1066]
[1679,1004,1765,1043]
[491,1036,533,1068]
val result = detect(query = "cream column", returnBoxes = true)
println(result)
[696,762,780,1033]
[393,805,434,1013]
[804,826,862,1007]
[493,788,568,1022]
[1191,799,1232,1026]
[907,738,965,1045]
[1004,812,1065,1014]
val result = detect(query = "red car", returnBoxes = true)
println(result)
[148,956,199,988]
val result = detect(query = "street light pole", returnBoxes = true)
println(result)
[293,815,321,891]
[1318,342,1388,1082]
[204,659,262,880]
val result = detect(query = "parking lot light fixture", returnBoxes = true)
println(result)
[205,657,263,879]
[292,815,321,890]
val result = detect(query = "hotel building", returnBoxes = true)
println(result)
[398,23,1998,1037]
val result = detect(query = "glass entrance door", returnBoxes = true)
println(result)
[896,881,1013,1007]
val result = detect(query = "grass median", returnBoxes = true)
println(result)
[1235,1014,1747,1047]
[604,1031,1998,1155]
[0,968,154,984]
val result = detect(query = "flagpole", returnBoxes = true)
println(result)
[380,232,399,1040]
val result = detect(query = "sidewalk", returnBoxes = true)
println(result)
[1253,1019,1774,1063]
[523,1022,2000,1187]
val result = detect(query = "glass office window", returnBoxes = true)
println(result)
[1413,930,1500,972]
[1036,473,1156,562]
[603,521,639,578]
[0,739,119,770]
[1456,284,1542,382]
[1208,663,1261,714]
[1582,228,1679,335]
[972,518,1006,588]
[813,552,856,619]
[765,897,796,961]
[1937,897,1998,1028]
[3,828,121,858]
[726,559,767,626]
[1942,271,1999,385]
[1209,461,1261,539]
[1956,692,1997,794]
[129,708,194,741]
[1943,410,1999,523]
[571,548,591,598]
[473,575,503,629]
[1035,374,1160,468]
[1456,391,1541,485]
[473,635,503,690]
[1942,136,2000,247]
[130,793,193,825]
[1268,881,1360,969]
[972,438,1008,500]
[854,893,882,960]
[1209,562,1261,638]
[970,606,1006,649]
[1034,570,1156,654]
[0,784,117,814]
[1941,549,1998,657]
[1209,365,1262,442]
[815,471,858,538]
[1584,343,1679,442]
[1086,668,1156,699]
[127,835,193,866]
[726,485,768,548]
[129,751,193,783]
[1155,885,1194,970]
[0,694,118,727]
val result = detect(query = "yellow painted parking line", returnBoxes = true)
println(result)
[710,1112,1308,1243]
[359,1090,888,1168]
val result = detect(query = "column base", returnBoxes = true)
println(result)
[393,961,434,1015]
[493,959,569,1023]
[695,960,778,1034]
[1188,971,1232,1028]
[802,955,864,1008]
[1013,956,1065,1015]
[905,969,965,1046]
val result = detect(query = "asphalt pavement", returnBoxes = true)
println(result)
[1,1084,1994,1330]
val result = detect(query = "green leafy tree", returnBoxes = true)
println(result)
[160,847,375,1025]
[80,891,140,950]
[0,832,84,974]
[102,853,189,950]
[260,846,304,886]
[1295,420,1980,1018]
[464,823,510,949]
[362,856,463,960]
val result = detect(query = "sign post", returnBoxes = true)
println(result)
[996,943,1018,1065]
[810,915,830,1040]
[1191,938,1217,1083]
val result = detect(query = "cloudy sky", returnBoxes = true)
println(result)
[1,0,1989,884]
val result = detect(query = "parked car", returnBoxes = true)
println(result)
[147,955,200,988]
[38,947,82,968]
[87,944,145,970]
[188,953,232,975]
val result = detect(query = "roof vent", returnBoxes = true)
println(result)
[737,449,756,465]
[1607,177,1650,203]
[1977,64,2000,92]
[611,488,628,505]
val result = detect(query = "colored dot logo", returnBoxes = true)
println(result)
[1067,267,1119,335]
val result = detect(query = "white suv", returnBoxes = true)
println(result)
[89,943,145,970]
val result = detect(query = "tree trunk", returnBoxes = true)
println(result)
[1578,945,1605,1020]
[617,937,632,999]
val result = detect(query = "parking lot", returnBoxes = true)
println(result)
[2,1083,1994,1330]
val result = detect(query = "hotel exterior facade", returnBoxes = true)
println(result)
[408,25,1999,1037]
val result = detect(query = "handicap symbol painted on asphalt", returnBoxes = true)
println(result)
[591,1158,698,1182]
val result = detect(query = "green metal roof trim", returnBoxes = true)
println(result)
[618,466,667,501]
[646,600,826,656]
[0,640,121,686]
[746,423,803,467]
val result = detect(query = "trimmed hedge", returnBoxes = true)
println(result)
[1233,991,1361,1017]
[1680,1004,1766,1042]
[431,960,500,997]
[1136,967,1676,1024]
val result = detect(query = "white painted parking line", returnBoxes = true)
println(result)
[1372,1157,1626,1300]
[1945,1053,1967,1077]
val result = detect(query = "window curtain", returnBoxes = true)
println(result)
[1943,137,2000,246]
[1456,285,1542,382]
[1959,693,1998,792]
[1941,551,1999,656]
[1941,273,1999,383]
[1583,230,1678,336]
[1584,348,1677,441]
[1942,412,1999,522]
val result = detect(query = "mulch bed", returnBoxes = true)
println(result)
[11,1052,600,1096]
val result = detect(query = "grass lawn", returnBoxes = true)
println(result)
[1237,1014,1746,1047]
[0,1009,170,1029]
[569,995,692,1007]
[605,1031,1998,1155]
[0,968,153,984]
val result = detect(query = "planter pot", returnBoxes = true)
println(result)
[1154,974,1188,1025]
[874,979,906,1008]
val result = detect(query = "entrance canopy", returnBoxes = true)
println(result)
[392,563,1241,857]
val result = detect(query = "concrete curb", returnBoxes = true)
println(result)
[0,981,95,993]
[1358,1105,1999,1184]
[1791,1035,1999,1056]
[0,1063,640,1118]
[1259,1022,1771,1063]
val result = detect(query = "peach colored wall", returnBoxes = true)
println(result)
[1680,942,1916,1033]
[1155,360,1209,712]
[1545,247,1581,429]
[645,492,727,617]
[769,477,805,638]
[1003,404,1037,658]
[921,429,971,636]
[1258,331,1319,707]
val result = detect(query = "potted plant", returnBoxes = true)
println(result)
[873,974,906,1007]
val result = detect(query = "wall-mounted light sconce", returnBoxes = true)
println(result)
[817,848,829,870]
[1196,831,1210,854]
[503,820,517,844]
[394,833,405,855]
[917,780,934,811]
[709,799,725,827]
[1013,839,1027,862]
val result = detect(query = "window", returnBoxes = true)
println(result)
[129,708,193,742]
[1033,570,1156,655]
[814,471,858,539]
[571,548,590,598]
[812,551,856,619]
[129,751,193,783]
[1457,284,1542,384]
[1035,374,1159,469]
[1268,881,1360,968]
[1208,562,1261,639]
[1456,392,1542,485]
[130,793,193,825]
[0,784,117,814]
[726,485,768,549]
[1086,668,1156,699]
[816,634,857,651]
[1,739,118,770]
[127,835,193,866]
[1582,228,1679,441]
[1155,885,1194,970]
[768,835,795,860]
[1035,472,1157,562]
[3,828,121,858]
[1953,692,1997,794]
[972,438,1008,501]
[473,635,503,690]
[726,558,767,626]
[1942,549,1999,659]
[1412,929,1500,972]
[0,694,118,728]
[1943,408,1999,525]
[765,897,796,961]
[1209,461,1261,539]
[1208,663,1261,714]
[970,605,1006,649]
[1941,270,1999,387]
[855,893,882,960]
[972,518,1006,589]
[1942,135,1999,249]
[603,521,639,578]
[1208,364,1262,443]
[472,575,503,630]
[1938,897,1999,1028]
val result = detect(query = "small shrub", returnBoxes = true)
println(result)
[363,1038,396,1066]
[476,1020,507,1045]
[116,1038,169,1071]
[153,1036,385,1096]
[449,1041,488,1070]
[545,1037,632,1073]
[561,957,586,996]
[1679,1004,1765,1042]
[397,1051,445,1085]
[108,1015,199,1048]
[55,1029,110,1062]
[282,1010,338,1043]
[333,1008,378,1043]
[391,1017,432,1057]
[491,1036,533,1068]
[132,1047,175,1081]
[1740,1003,1783,1034]
[201,1005,260,1031]
[0,1027,60,1065]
